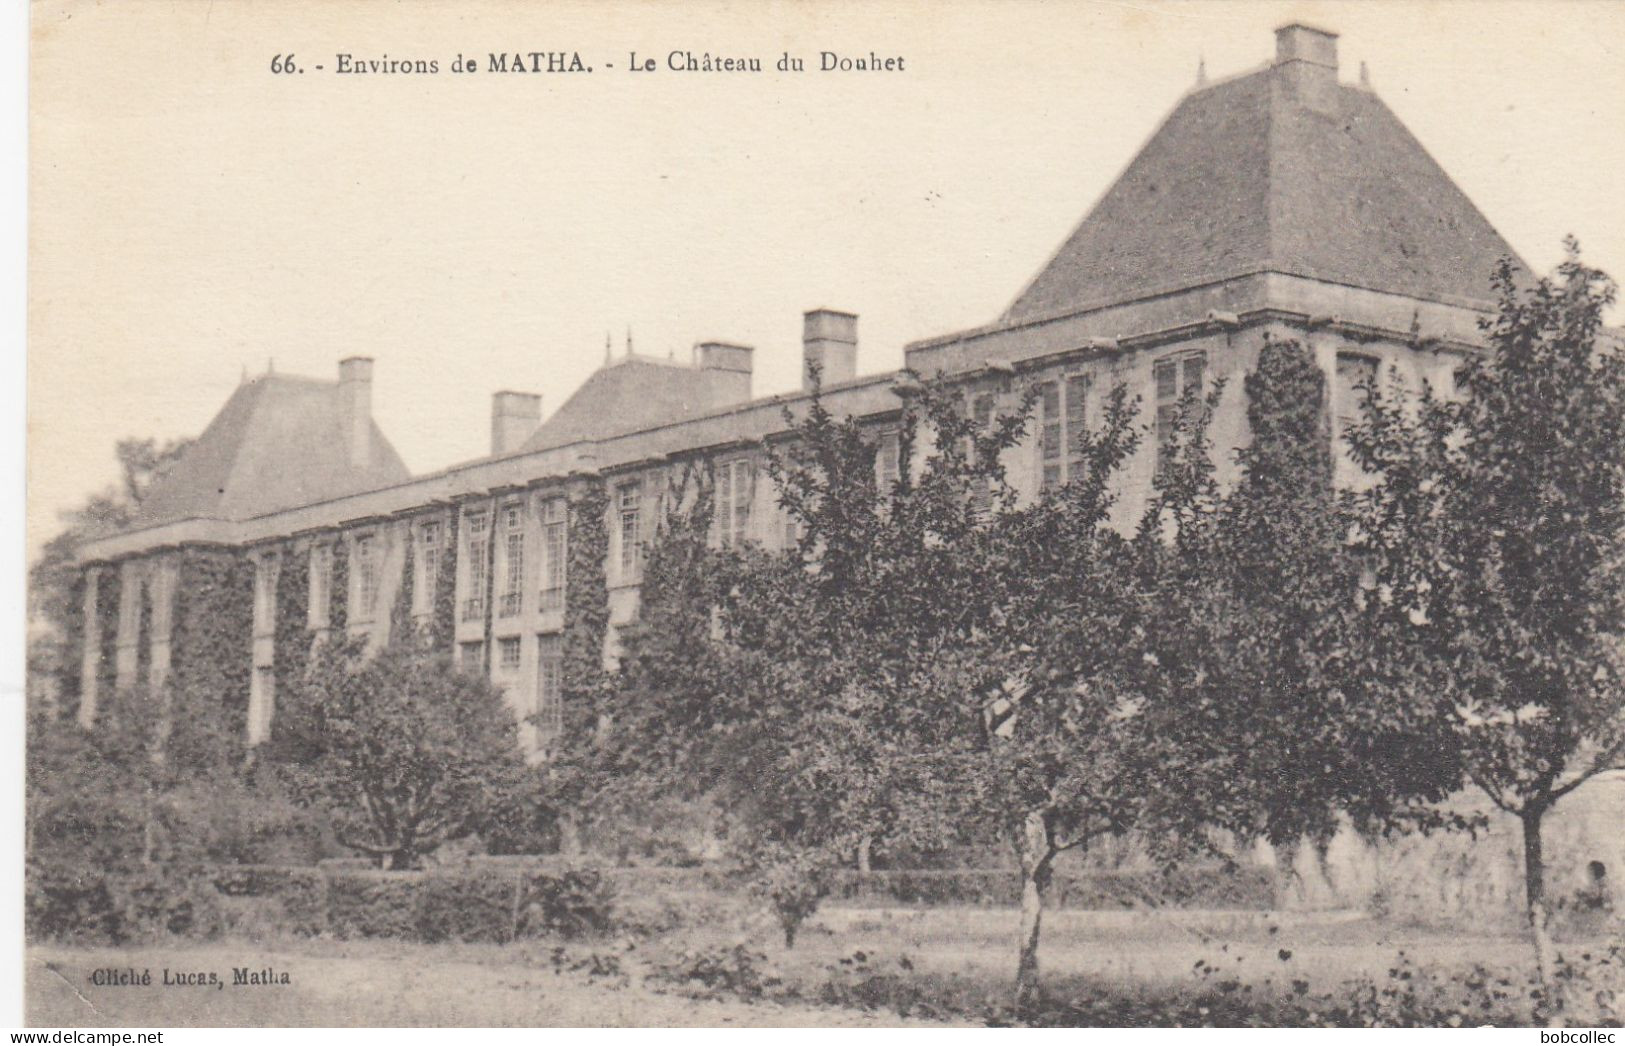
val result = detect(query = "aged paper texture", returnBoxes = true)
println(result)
[25,0,1625,1030]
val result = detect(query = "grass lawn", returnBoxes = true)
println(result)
[26,936,960,1027]
[26,907,1613,1027]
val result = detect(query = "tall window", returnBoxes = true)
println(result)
[717,459,753,548]
[1040,374,1092,491]
[416,521,440,614]
[497,636,522,672]
[539,496,567,611]
[877,429,901,493]
[353,534,378,621]
[459,640,485,672]
[1065,374,1089,479]
[464,509,488,622]
[1154,352,1207,471]
[1336,353,1379,438]
[308,545,332,627]
[536,635,564,738]
[970,394,995,518]
[500,503,525,618]
[253,557,276,636]
[616,481,642,579]
[1038,382,1062,491]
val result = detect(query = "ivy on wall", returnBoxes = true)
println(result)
[95,568,122,706]
[563,478,611,724]
[134,573,152,688]
[167,549,254,770]
[329,538,350,634]
[389,523,416,647]
[481,498,497,674]
[273,544,312,705]
[432,510,460,654]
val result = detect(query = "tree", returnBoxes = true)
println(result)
[754,371,1159,995]
[272,635,528,869]
[1346,244,1625,1021]
[1135,340,1462,861]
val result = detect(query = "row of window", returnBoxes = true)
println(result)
[970,348,1381,481]
[460,633,564,738]
[291,349,1387,630]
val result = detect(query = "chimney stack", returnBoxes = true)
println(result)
[802,309,858,390]
[694,342,754,404]
[338,356,374,468]
[1274,23,1338,108]
[491,391,543,455]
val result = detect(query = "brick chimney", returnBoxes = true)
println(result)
[491,390,542,455]
[694,341,754,404]
[803,309,858,390]
[1274,23,1338,109]
[338,356,373,468]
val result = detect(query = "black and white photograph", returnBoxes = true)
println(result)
[20,0,1625,1031]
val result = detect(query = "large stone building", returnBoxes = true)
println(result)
[72,25,1621,913]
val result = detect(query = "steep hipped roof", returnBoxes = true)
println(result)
[1005,52,1526,323]
[134,374,410,527]
[519,354,745,453]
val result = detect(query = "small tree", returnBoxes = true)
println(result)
[273,636,528,869]
[1347,244,1625,1021]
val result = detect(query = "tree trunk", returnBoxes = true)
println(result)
[1521,807,1563,1026]
[857,835,872,874]
[1014,811,1054,1010]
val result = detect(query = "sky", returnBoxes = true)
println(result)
[28,0,1625,559]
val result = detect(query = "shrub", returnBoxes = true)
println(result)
[25,861,118,943]
[105,866,224,943]
[26,862,222,945]
[516,865,616,939]
[326,872,421,939]
[418,870,520,943]
[212,865,327,937]
[650,943,781,1000]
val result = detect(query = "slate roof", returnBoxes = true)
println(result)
[518,354,746,453]
[1005,62,1526,323]
[134,374,411,527]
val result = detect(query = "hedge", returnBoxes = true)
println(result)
[829,865,1275,910]
[27,862,223,945]
[213,865,327,936]
[211,862,614,943]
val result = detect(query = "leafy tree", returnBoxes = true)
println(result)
[1346,244,1625,1019]
[272,635,528,869]
[747,371,1156,991]
[1136,340,1461,861]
